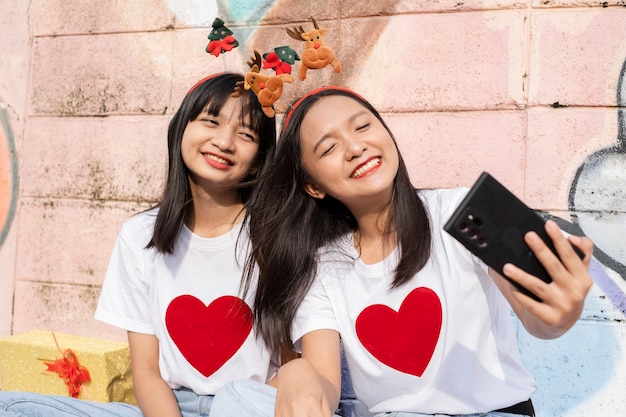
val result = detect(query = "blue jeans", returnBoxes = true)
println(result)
[209,380,338,417]
[0,388,213,417]
[373,413,525,417]
[208,380,529,417]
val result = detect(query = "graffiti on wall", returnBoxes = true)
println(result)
[0,102,18,247]
[569,58,626,282]
[534,59,626,415]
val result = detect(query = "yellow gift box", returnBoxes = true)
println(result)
[0,330,136,404]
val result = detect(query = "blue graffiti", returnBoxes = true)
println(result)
[517,259,620,416]
[0,102,18,247]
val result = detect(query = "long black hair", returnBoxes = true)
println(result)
[148,72,276,253]
[244,88,431,351]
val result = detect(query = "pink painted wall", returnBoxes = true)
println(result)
[0,1,625,415]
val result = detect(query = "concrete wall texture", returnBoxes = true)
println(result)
[0,0,625,415]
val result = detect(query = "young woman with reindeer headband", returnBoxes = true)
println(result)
[207,86,594,417]
[0,73,277,417]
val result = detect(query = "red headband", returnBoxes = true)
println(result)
[186,72,227,96]
[281,86,365,134]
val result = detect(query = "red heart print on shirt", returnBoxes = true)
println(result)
[355,287,442,377]
[165,294,253,377]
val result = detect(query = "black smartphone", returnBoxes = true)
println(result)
[444,172,582,301]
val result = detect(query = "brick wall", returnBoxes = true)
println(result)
[1,1,624,415]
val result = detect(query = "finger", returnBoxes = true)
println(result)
[502,264,559,317]
[544,220,586,269]
[567,234,594,266]
[502,262,550,303]
[504,261,579,320]
[523,228,565,278]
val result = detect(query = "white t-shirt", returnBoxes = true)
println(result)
[94,209,273,395]
[292,188,537,414]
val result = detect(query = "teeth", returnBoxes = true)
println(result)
[352,158,380,178]
[205,154,232,165]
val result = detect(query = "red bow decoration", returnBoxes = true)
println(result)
[206,35,237,57]
[43,334,91,398]
[262,52,293,75]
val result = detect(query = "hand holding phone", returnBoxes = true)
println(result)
[444,172,584,301]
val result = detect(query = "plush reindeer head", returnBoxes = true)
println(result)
[286,17,341,80]
[232,50,294,118]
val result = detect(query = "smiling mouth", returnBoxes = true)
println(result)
[351,157,381,178]
[203,153,233,166]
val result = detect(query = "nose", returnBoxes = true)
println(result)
[344,137,367,161]
[211,129,236,153]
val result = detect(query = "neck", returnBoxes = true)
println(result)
[185,183,245,238]
[353,204,397,264]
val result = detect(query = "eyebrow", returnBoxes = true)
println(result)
[204,107,256,132]
[312,110,368,153]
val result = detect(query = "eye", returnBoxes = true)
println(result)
[321,143,336,156]
[356,123,370,132]
[240,131,259,143]
[200,116,219,125]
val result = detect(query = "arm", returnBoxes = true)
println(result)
[272,329,342,417]
[489,220,594,339]
[128,331,182,417]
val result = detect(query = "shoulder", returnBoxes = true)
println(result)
[116,207,159,247]
[316,234,356,279]
[419,187,489,271]
[418,187,469,226]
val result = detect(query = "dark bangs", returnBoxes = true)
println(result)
[190,76,266,134]
[237,90,273,141]
[236,89,277,203]
[188,74,240,121]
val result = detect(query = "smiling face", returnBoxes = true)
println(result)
[181,95,260,198]
[299,95,400,213]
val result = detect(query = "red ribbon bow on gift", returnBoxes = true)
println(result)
[43,333,91,398]
[206,35,237,57]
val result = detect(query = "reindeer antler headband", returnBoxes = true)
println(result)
[286,17,342,81]
[231,50,295,118]
[191,16,342,118]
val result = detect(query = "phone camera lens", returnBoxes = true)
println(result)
[459,221,468,231]
[473,218,483,227]
[468,228,477,239]
[477,237,488,247]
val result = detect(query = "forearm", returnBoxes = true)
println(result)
[516,303,583,339]
[128,331,182,417]
[133,369,182,417]
[275,357,340,417]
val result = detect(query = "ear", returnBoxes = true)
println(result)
[304,182,326,199]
